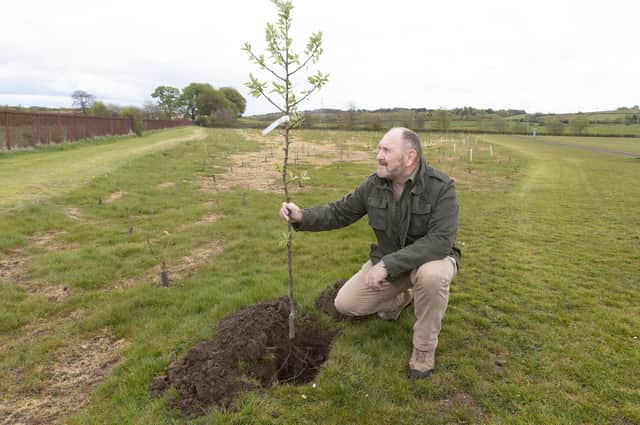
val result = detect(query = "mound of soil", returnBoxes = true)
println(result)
[314,280,352,321]
[151,298,338,417]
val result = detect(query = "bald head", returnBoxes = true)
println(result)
[385,127,423,165]
[375,127,422,182]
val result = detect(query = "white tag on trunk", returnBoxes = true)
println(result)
[262,115,289,135]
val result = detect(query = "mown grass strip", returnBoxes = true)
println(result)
[0,127,205,211]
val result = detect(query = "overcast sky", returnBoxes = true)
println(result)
[1,0,638,115]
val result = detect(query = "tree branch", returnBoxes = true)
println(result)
[258,88,285,113]
[290,84,321,109]
[289,52,316,76]
[247,50,286,82]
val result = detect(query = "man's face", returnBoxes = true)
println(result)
[375,131,410,180]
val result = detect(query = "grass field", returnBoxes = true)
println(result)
[0,127,206,212]
[0,128,638,424]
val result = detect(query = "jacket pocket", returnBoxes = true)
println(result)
[367,196,388,230]
[408,200,431,236]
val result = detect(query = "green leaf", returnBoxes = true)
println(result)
[277,231,289,249]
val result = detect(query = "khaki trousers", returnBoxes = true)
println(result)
[334,257,457,351]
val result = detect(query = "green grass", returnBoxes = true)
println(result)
[585,124,640,136]
[526,134,640,155]
[1,128,638,424]
[0,126,205,212]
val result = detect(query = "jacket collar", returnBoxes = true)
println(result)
[373,158,428,193]
[410,158,428,194]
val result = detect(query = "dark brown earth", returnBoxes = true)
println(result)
[150,297,339,417]
[314,280,353,321]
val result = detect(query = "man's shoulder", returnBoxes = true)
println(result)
[423,164,453,185]
[363,172,383,188]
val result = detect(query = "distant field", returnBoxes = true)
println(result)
[0,129,638,424]
[517,134,640,155]
[584,124,640,136]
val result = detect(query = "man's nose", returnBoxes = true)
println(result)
[376,150,383,160]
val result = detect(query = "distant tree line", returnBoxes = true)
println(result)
[150,83,246,127]
[247,106,640,136]
[66,83,246,129]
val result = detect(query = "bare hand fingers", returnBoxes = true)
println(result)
[280,207,290,221]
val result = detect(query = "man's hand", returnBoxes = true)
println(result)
[365,261,388,291]
[279,202,303,223]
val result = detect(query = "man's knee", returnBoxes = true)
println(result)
[413,259,454,293]
[334,289,355,315]
[334,287,369,316]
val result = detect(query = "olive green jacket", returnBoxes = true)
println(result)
[295,159,461,282]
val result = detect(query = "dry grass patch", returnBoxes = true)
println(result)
[177,214,221,231]
[105,190,126,203]
[1,231,66,280]
[0,231,72,301]
[114,241,224,290]
[201,131,372,194]
[21,283,70,302]
[64,207,81,221]
[0,250,25,282]
[31,231,68,251]
[436,392,485,420]
[0,330,127,425]
[0,310,86,356]
[166,242,224,279]
[156,182,175,189]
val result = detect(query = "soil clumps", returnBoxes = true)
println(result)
[151,298,338,417]
[314,280,353,321]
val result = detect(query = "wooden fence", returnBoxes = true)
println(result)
[0,110,192,150]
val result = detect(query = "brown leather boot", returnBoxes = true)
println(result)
[408,347,435,379]
[377,289,413,321]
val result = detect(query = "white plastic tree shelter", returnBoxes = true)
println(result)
[262,115,290,135]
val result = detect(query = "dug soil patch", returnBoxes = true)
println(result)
[151,298,338,416]
[314,280,352,321]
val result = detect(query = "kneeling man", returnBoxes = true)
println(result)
[279,127,461,378]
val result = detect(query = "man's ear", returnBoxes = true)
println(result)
[406,149,417,165]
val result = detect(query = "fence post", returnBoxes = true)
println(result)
[4,111,10,150]
[35,114,40,144]
[57,113,62,142]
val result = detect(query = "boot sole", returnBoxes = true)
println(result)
[407,367,433,379]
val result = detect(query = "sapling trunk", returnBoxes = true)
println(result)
[283,54,296,340]
[283,125,296,339]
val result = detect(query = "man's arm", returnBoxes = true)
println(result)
[382,181,458,280]
[283,180,370,232]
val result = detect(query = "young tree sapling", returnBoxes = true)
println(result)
[243,0,328,339]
